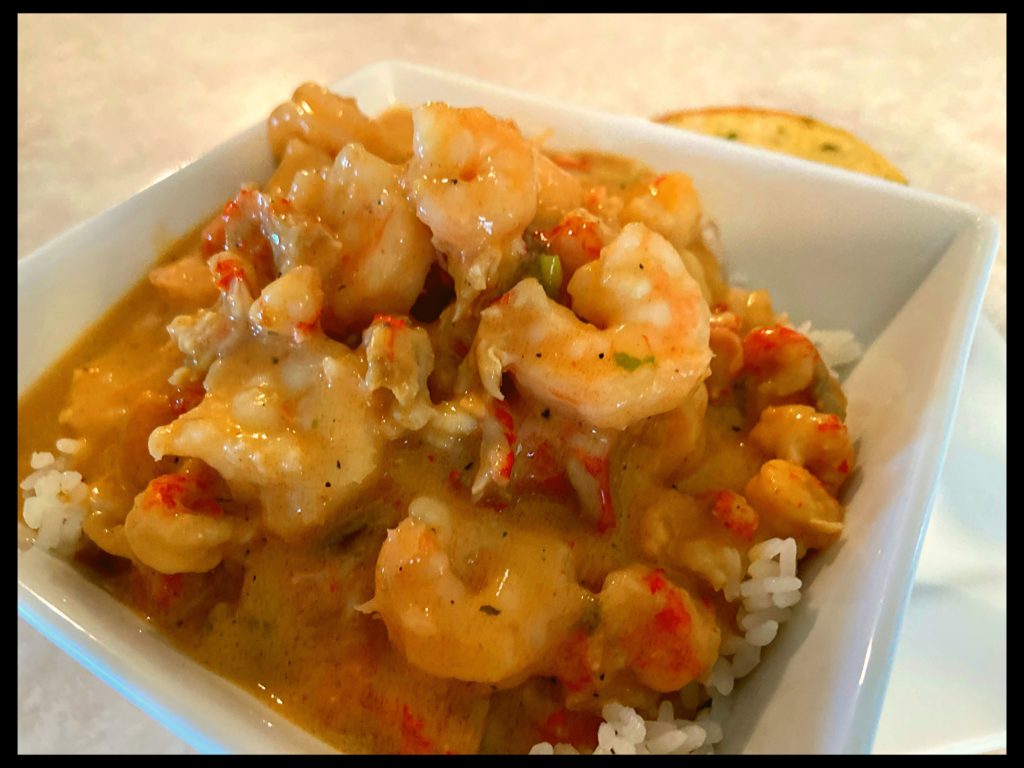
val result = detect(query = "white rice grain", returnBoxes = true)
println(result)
[56,438,82,455]
[747,558,780,579]
[779,538,797,578]
[744,620,779,647]
[772,589,802,609]
[645,729,689,755]
[707,657,735,696]
[748,538,785,563]
[730,642,762,678]
[738,607,792,632]
[740,576,801,597]
[21,496,47,529]
[30,451,55,470]
[742,592,775,611]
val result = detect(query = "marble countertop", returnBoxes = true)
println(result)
[18,13,1006,754]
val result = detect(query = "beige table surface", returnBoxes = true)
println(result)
[18,13,1006,754]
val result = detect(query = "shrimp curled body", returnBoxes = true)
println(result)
[405,104,537,311]
[364,497,586,686]
[476,223,712,431]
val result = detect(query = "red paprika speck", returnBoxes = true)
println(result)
[743,325,814,374]
[644,569,668,595]
[654,589,691,634]
[545,214,603,261]
[838,459,850,474]
[448,469,461,489]
[145,474,190,510]
[400,705,433,754]
[711,490,757,541]
[494,406,516,443]
[190,498,224,518]
[498,450,515,480]
[816,416,843,433]
[170,382,205,416]
[577,452,615,533]
[553,631,594,694]
[201,218,227,256]
[295,308,322,336]
[213,259,247,291]
[373,313,407,330]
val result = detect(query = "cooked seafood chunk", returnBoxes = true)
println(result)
[476,223,712,430]
[149,336,384,539]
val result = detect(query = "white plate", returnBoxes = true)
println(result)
[873,315,1006,754]
[17,61,1000,753]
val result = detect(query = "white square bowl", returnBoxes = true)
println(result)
[18,61,999,754]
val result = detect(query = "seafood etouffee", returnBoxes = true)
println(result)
[18,84,856,754]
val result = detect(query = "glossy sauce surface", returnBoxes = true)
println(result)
[18,91,855,754]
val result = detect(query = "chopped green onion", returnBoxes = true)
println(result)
[613,352,656,371]
[537,253,563,299]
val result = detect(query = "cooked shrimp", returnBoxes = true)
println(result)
[164,244,265,374]
[624,383,708,484]
[148,252,218,308]
[534,152,586,228]
[743,459,844,552]
[205,148,436,338]
[264,137,333,197]
[598,565,720,692]
[123,470,236,574]
[722,286,777,334]
[633,487,748,595]
[281,143,436,334]
[742,325,848,419]
[749,405,854,494]
[248,264,324,342]
[363,496,588,686]
[621,173,712,301]
[405,103,537,311]
[539,208,615,284]
[268,82,409,164]
[707,310,745,402]
[476,223,712,431]
[149,336,384,539]
[361,314,478,443]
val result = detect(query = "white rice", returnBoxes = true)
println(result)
[794,320,864,371]
[530,537,802,756]
[19,437,87,555]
